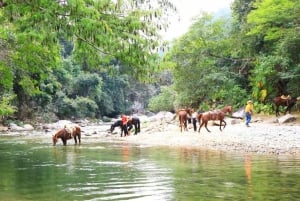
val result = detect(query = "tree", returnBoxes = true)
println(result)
[163,13,247,109]
[247,0,300,96]
[0,0,177,120]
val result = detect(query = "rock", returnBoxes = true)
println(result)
[23,124,34,130]
[9,123,34,131]
[232,107,245,119]
[0,126,9,132]
[9,123,24,131]
[278,114,296,124]
[43,120,73,130]
[229,118,242,125]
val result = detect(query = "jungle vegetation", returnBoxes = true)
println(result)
[0,0,299,123]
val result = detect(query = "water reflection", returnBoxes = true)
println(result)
[1,136,300,201]
[244,154,253,200]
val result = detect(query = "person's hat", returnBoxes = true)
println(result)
[247,100,253,104]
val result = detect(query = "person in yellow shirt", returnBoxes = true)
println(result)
[245,100,254,127]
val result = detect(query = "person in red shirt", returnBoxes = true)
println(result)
[121,114,129,136]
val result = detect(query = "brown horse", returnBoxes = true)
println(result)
[177,108,192,132]
[197,106,232,133]
[273,96,297,116]
[52,125,81,146]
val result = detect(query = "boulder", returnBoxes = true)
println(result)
[9,123,24,131]
[278,114,296,124]
[232,107,245,119]
[9,123,34,131]
[23,124,34,130]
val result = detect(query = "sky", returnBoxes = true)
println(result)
[163,0,234,40]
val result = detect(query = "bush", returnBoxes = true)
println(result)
[73,97,98,118]
[148,86,176,112]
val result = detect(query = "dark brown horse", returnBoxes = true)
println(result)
[52,125,81,146]
[197,106,232,133]
[273,96,297,116]
[110,117,141,137]
[177,108,192,132]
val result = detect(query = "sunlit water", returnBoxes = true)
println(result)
[1,133,300,201]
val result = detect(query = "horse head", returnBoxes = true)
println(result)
[226,106,233,114]
[52,127,68,145]
[186,108,193,116]
[52,134,58,146]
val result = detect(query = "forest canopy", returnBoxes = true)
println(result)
[0,0,299,123]
[150,0,300,113]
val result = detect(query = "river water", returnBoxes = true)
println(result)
[1,133,300,201]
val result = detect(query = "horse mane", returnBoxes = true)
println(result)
[53,127,66,138]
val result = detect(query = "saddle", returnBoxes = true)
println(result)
[64,126,73,139]
[280,95,292,106]
[280,95,291,100]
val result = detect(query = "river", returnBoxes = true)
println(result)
[1,132,300,201]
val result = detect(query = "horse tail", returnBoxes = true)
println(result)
[76,126,81,136]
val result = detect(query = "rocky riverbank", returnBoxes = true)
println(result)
[118,123,300,155]
[104,113,300,155]
[1,112,300,155]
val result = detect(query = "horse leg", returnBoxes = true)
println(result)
[134,124,137,135]
[179,116,182,132]
[223,120,227,130]
[198,121,204,133]
[62,138,67,146]
[137,121,141,133]
[74,136,77,144]
[205,122,211,132]
[184,120,187,131]
[275,106,280,116]
[127,125,133,135]
[220,120,226,131]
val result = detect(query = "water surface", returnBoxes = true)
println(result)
[0,134,300,201]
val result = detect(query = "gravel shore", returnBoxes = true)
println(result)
[106,120,300,155]
[3,114,299,155]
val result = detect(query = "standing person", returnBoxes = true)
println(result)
[245,100,254,127]
[121,114,129,136]
[191,109,198,132]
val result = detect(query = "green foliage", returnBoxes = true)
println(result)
[55,92,98,119]
[0,63,13,92]
[212,85,248,109]
[55,92,76,118]
[253,102,273,114]
[247,0,298,42]
[1,0,300,121]
[250,55,290,100]
[73,96,98,118]
[155,0,300,115]
[148,86,176,112]
[69,72,102,98]
[0,94,17,118]
[2,0,177,81]
[162,13,249,110]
